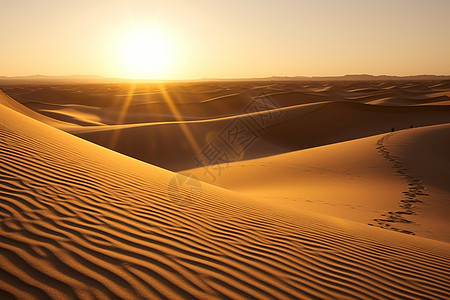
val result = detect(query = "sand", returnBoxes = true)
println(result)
[1,81,450,299]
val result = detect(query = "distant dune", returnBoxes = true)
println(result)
[1,81,449,299]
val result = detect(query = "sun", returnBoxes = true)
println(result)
[117,27,175,79]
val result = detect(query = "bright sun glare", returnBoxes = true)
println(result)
[118,27,175,79]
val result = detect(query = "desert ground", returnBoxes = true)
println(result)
[0,80,450,299]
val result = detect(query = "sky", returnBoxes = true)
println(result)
[1,0,449,79]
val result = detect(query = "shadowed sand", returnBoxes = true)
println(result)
[1,82,450,299]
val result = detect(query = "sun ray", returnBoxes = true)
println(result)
[108,83,137,149]
[157,83,202,156]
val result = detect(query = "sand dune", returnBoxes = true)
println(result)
[4,81,450,171]
[188,123,450,242]
[1,83,450,299]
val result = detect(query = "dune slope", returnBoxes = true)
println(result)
[1,91,450,299]
[0,90,75,129]
[187,123,450,242]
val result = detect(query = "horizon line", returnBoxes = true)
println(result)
[1,73,450,83]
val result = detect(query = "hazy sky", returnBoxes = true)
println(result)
[1,0,449,79]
